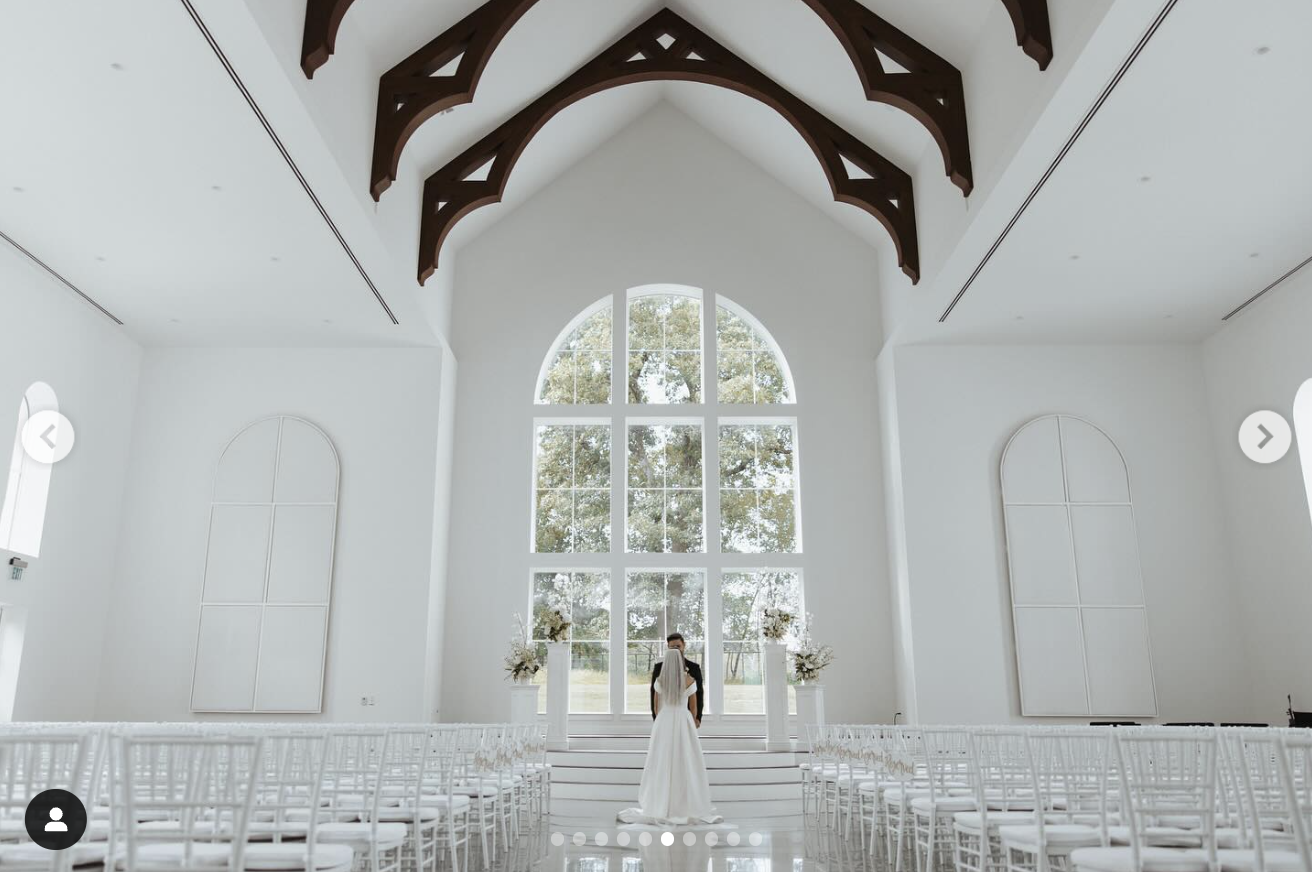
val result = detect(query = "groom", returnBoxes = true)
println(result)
[650,633,704,727]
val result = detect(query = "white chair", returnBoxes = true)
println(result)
[1070,729,1220,872]
[1000,729,1112,872]
[953,728,1041,872]
[911,727,976,872]
[0,731,97,872]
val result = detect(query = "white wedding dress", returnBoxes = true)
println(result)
[617,677,723,826]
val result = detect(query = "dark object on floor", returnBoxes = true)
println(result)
[1165,722,1215,727]
[1090,721,1139,727]
[1221,723,1269,728]
[1289,695,1312,728]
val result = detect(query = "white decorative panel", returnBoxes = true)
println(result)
[1014,607,1089,716]
[1083,608,1156,715]
[192,417,338,713]
[202,506,271,603]
[254,606,328,712]
[1071,506,1144,606]
[1001,416,1065,504]
[212,418,279,503]
[266,505,336,604]
[1061,417,1131,503]
[274,419,339,503]
[1005,506,1078,605]
[190,606,261,711]
[1002,415,1156,717]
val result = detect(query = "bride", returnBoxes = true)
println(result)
[617,648,723,825]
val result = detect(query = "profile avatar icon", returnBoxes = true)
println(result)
[24,789,87,850]
[44,807,67,833]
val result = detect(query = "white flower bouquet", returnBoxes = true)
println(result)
[503,614,542,683]
[760,606,793,641]
[541,607,571,643]
[791,613,835,682]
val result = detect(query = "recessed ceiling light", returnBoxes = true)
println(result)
[1254,45,1271,56]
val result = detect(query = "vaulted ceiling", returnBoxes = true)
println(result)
[297,0,1053,285]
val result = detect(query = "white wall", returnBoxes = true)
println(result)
[1203,268,1312,725]
[442,103,896,725]
[888,343,1253,723]
[96,347,446,722]
[0,244,142,720]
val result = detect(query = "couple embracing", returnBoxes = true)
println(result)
[617,633,723,826]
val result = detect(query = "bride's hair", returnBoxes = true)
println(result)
[658,647,685,706]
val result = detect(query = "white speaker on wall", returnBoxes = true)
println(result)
[1001,415,1158,718]
[190,416,339,713]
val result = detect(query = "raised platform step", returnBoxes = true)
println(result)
[552,782,801,803]
[566,734,799,752]
[550,798,803,822]
[551,765,801,786]
[548,750,799,770]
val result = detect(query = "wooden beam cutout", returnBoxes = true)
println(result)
[1000,0,1054,70]
[417,9,919,285]
[371,0,544,199]
[800,0,972,194]
[301,0,358,78]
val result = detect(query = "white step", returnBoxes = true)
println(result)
[551,798,803,821]
[567,735,793,752]
[548,750,799,769]
[552,782,802,802]
[551,766,801,786]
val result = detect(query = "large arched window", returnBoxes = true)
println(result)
[0,382,58,557]
[529,286,804,724]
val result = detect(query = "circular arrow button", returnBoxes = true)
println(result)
[1238,410,1291,464]
[21,411,75,464]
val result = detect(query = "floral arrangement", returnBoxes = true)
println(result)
[540,607,571,643]
[791,613,835,682]
[760,607,793,641]
[503,614,542,683]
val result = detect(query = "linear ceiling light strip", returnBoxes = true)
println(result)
[178,0,399,325]
[1222,253,1312,321]
[939,0,1182,323]
[0,229,124,325]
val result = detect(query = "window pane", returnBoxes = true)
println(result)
[625,571,706,713]
[531,572,571,639]
[716,304,793,404]
[571,572,611,640]
[535,424,611,552]
[534,490,569,553]
[537,305,612,404]
[719,424,798,554]
[572,490,610,553]
[627,425,704,553]
[723,641,763,714]
[627,294,702,404]
[570,642,609,713]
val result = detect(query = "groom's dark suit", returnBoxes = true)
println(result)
[650,658,704,724]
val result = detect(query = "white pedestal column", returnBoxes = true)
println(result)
[546,642,571,751]
[794,683,825,740]
[763,641,791,752]
[509,683,540,725]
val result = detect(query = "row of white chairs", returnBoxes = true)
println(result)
[804,724,1312,872]
[0,722,549,872]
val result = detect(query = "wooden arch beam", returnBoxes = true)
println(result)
[417,8,919,285]
[800,0,972,194]
[1000,0,1053,70]
[301,0,357,78]
[369,0,543,200]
